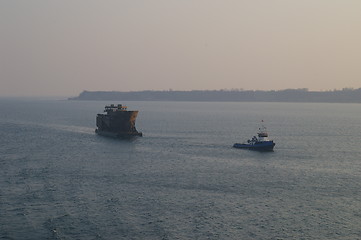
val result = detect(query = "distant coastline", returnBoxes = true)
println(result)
[69,88,361,103]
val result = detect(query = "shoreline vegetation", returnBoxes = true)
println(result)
[69,88,361,103]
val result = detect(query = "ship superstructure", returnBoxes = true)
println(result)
[96,104,142,137]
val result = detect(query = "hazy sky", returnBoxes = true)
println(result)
[1,0,361,97]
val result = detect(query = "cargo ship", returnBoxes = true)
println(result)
[95,104,142,137]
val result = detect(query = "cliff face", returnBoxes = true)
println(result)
[70,89,361,103]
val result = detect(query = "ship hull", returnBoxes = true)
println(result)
[95,129,142,138]
[96,109,142,138]
[233,141,275,151]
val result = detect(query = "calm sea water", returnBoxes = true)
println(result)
[1,99,361,240]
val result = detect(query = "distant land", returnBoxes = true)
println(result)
[69,88,361,103]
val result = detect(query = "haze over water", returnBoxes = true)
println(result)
[1,1,361,97]
[1,99,361,239]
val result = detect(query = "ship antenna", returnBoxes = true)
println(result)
[261,120,266,131]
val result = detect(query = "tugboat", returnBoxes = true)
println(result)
[95,104,142,138]
[233,121,275,151]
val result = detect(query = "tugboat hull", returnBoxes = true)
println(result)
[233,141,275,151]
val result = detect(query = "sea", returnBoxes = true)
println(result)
[1,99,361,240]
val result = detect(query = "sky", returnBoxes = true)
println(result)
[1,0,361,97]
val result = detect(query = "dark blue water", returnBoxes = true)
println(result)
[1,99,361,239]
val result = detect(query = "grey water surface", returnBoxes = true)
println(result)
[1,99,361,239]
